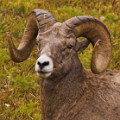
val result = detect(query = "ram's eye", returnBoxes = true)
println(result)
[67,45,73,49]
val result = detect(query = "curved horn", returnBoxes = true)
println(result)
[7,9,56,62]
[62,16,112,74]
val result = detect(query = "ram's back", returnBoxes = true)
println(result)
[75,70,120,120]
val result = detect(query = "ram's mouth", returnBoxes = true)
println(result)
[38,71,50,74]
[36,70,52,77]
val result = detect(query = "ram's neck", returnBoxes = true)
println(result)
[40,56,87,120]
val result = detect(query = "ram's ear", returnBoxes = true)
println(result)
[75,39,90,52]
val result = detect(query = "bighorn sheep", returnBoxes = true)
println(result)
[7,9,120,120]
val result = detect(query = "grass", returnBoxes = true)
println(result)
[0,0,120,119]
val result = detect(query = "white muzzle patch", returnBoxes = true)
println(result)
[35,54,53,77]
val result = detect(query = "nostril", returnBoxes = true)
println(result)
[37,61,41,66]
[43,61,49,66]
[37,61,49,69]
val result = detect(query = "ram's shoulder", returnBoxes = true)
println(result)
[102,70,120,84]
[85,69,120,89]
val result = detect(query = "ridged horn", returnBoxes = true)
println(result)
[62,16,112,74]
[7,9,56,62]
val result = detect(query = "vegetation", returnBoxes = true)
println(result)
[0,0,120,119]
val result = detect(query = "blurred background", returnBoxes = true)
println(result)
[0,0,120,119]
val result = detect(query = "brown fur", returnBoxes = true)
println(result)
[40,55,120,120]
[36,24,120,120]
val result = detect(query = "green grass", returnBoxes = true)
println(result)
[0,0,120,119]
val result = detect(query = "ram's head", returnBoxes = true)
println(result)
[7,9,112,78]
